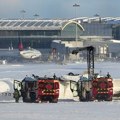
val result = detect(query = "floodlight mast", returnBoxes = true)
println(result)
[72,46,95,76]
[73,3,80,47]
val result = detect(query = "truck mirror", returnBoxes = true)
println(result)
[73,91,78,97]
[19,83,21,87]
[13,80,21,91]
[70,81,77,90]
[70,81,78,97]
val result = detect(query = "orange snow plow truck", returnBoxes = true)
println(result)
[13,74,59,103]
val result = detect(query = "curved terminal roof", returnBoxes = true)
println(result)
[71,17,120,24]
[0,19,70,30]
[0,19,84,31]
[62,20,84,31]
[0,17,120,31]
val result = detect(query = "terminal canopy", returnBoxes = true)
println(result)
[0,19,84,31]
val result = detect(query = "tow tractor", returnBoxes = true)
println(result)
[13,74,59,103]
[70,46,113,101]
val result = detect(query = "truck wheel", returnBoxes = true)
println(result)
[54,99,58,103]
[41,100,47,103]
[50,99,58,103]
[30,92,36,102]
[15,99,19,103]
[106,97,112,101]
[22,97,27,102]
[41,98,47,103]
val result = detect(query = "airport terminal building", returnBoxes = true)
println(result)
[0,17,120,60]
[0,17,119,49]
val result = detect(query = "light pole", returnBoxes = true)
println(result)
[33,14,39,19]
[73,3,80,47]
[21,10,26,19]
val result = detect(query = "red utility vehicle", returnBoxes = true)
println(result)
[13,74,59,103]
[70,46,113,101]
[92,76,113,101]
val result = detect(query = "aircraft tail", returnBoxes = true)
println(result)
[18,37,24,51]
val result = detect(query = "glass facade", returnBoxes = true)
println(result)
[0,30,61,49]
[61,23,84,37]
[81,23,112,36]
[112,25,120,40]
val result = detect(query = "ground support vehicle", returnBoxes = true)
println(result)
[70,73,113,101]
[13,75,59,103]
[69,74,93,101]
[70,46,113,101]
[92,75,113,101]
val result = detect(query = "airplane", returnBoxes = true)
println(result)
[19,48,42,59]
[18,39,42,59]
[0,79,15,102]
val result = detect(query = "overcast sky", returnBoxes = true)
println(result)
[0,0,119,19]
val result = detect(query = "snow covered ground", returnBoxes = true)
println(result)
[0,101,120,120]
[0,62,120,120]
[0,61,120,79]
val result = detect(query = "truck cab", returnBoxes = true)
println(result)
[14,76,37,102]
